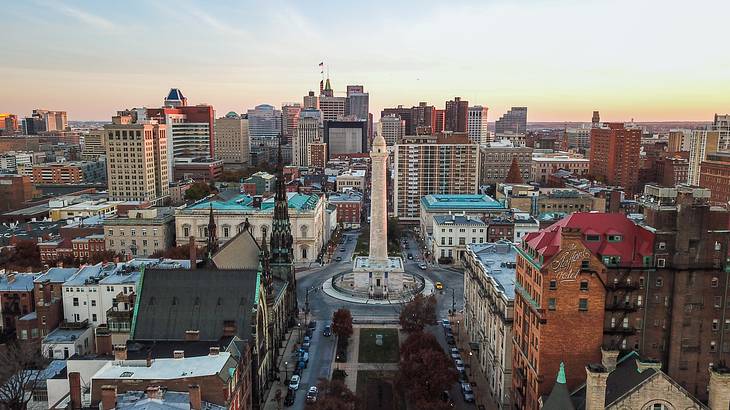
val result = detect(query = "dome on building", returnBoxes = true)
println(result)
[225,111,240,119]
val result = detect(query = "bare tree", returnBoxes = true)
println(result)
[0,342,50,410]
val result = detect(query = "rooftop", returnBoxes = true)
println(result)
[93,352,233,381]
[116,390,225,410]
[0,272,36,291]
[43,325,90,344]
[421,194,505,211]
[468,241,517,299]
[329,191,363,202]
[434,214,486,226]
[185,192,319,212]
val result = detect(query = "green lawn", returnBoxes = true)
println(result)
[354,226,401,257]
[358,328,400,363]
[356,370,402,410]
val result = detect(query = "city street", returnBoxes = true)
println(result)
[293,227,472,408]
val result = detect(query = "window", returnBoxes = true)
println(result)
[586,234,600,242]
[607,235,622,242]
[658,242,666,250]
[580,281,588,291]
[713,319,720,331]
[578,298,588,311]
[657,258,666,268]
[656,277,663,288]
[92,314,98,322]
[548,298,556,310]
[712,277,719,288]
[91,300,96,307]
[711,341,717,352]
[72,298,79,307]
[549,280,557,290]
[581,260,590,269]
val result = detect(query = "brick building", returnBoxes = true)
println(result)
[328,191,363,228]
[512,213,655,409]
[0,174,36,212]
[656,155,689,187]
[699,151,730,205]
[0,273,36,338]
[31,161,106,184]
[172,157,223,182]
[589,123,642,194]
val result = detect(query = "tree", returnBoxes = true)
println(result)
[311,378,357,410]
[331,308,353,340]
[150,243,199,260]
[184,181,213,201]
[87,251,123,265]
[0,342,50,410]
[399,294,437,333]
[396,333,457,404]
[0,240,43,271]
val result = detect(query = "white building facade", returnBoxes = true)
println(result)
[468,106,489,145]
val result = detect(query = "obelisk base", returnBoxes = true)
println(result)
[352,256,405,299]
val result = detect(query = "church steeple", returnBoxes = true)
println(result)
[260,228,273,300]
[270,135,294,273]
[206,204,218,261]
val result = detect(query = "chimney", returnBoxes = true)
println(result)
[69,372,81,410]
[600,348,619,372]
[173,350,185,359]
[95,327,113,355]
[209,346,220,356]
[709,365,730,410]
[101,385,117,410]
[189,236,197,270]
[113,345,127,361]
[585,364,608,410]
[188,385,202,410]
[145,386,162,400]
[185,330,200,341]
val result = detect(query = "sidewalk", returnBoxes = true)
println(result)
[456,318,499,410]
[261,319,302,410]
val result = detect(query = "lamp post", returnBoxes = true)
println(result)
[284,361,288,383]
[468,351,473,378]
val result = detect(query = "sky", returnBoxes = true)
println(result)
[1,0,729,122]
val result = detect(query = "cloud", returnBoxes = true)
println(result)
[39,1,117,31]
[177,3,250,39]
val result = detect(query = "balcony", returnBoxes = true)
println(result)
[603,326,636,335]
[605,281,640,291]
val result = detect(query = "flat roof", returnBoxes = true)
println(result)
[421,194,505,211]
[186,192,319,212]
[93,352,232,380]
[468,242,517,300]
[43,326,90,344]
[0,273,36,291]
[434,215,486,226]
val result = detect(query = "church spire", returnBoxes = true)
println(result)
[260,228,273,300]
[206,204,218,261]
[270,134,293,271]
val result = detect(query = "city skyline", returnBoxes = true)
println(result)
[2,0,729,122]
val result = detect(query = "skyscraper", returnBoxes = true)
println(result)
[381,106,413,134]
[379,115,405,146]
[319,96,346,122]
[31,109,68,132]
[247,104,282,151]
[293,113,321,166]
[104,117,169,204]
[324,120,367,158]
[467,106,489,145]
[303,91,318,109]
[589,122,642,193]
[688,129,721,185]
[445,97,468,133]
[281,103,301,146]
[214,113,250,167]
[495,107,527,134]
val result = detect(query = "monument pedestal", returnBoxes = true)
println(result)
[352,256,405,298]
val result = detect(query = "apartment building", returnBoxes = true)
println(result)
[103,207,175,258]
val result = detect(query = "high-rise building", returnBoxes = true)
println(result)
[445,97,468,133]
[467,105,489,145]
[346,87,369,120]
[81,130,107,161]
[714,113,730,149]
[293,114,321,166]
[668,129,692,153]
[379,115,406,146]
[589,122,642,193]
[564,127,591,150]
[381,106,413,134]
[104,119,169,204]
[307,142,327,169]
[303,91,319,109]
[393,134,480,221]
[214,114,250,167]
[281,103,302,146]
[688,129,721,185]
[0,113,19,134]
[699,152,730,205]
[247,104,282,152]
[163,88,188,107]
[319,96,346,122]
[324,120,367,158]
[495,107,527,135]
[31,109,68,132]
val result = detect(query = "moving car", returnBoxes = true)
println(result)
[306,386,319,403]
[461,383,475,403]
[407,253,413,259]
[435,281,444,290]
[418,263,427,270]
[442,319,451,327]
[323,325,332,337]
[289,375,301,390]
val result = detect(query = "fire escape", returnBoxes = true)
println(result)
[603,269,639,351]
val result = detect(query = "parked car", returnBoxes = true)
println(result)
[418,263,427,270]
[435,281,444,290]
[450,347,460,359]
[458,372,468,384]
[454,359,465,373]
[442,319,451,327]
[407,253,413,259]
[461,383,475,403]
[300,351,309,364]
[447,335,456,346]
[335,256,342,262]
[308,321,317,330]
[323,325,332,337]
[284,389,296,406]
[306,386,319,403]
[289,375,301,390]
[443,325,452,335]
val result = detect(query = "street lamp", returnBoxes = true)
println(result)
[468,351,473,378]
[284,361,288,383]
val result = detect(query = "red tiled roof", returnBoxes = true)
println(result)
[523,213,654,267]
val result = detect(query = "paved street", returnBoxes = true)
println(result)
[290,227,470,409]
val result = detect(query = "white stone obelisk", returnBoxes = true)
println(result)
[369,133,388,265]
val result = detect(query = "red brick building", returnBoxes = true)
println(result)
[486,218,515,242]
[589,123,642,194]
[173,158,223,181]
[512,213,654,409]
[0,174,36,212]
[656,155,689,187]
[71,234,107,261]
[699,151,730,205]
[0,273,36,337]
[328,191,362,228]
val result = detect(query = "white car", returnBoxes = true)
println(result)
[289,375,300,390]
[442,319,451,327]
[306,386,318,403]
[454,359,465,373]
[418,263,427,270]
[450,347,460,359]
[461,383,475,403]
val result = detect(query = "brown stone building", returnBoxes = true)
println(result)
[0,273,36,338]
[699,151,730,205]
[0,174,36,212]
[589,123,642,194]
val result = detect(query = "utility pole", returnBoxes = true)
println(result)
[451,288,456,315]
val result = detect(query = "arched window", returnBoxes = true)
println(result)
[300,225,308,238]
[301,246,308,260]
[182,224,190,238]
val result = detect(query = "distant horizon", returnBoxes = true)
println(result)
[3,1,729,122]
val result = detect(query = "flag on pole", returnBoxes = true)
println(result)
[318,62,324,67]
